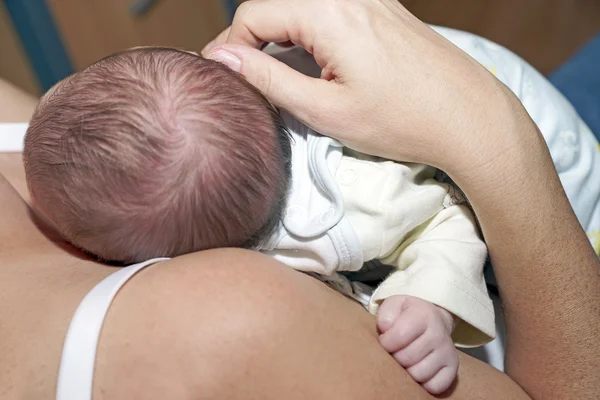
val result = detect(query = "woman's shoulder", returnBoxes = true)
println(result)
[92,249,391,399]
[96,248,530,400]
[92,248,368,398]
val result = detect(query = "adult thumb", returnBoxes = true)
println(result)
[206,44,335,128]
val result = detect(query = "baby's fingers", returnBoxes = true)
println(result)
[422,365,459,395]
[407,348,458,395]
[392,332,436,368]
[376,295,411,333]
[378,316,428,353]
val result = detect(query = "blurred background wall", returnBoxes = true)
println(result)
[0,1,40,94]
[45,0,228,70]
[404,0,600,76]
[1,0,599,96]
[1,0,230,94]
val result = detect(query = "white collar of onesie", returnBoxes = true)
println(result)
[258,112,346,250]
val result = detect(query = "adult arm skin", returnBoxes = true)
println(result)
[203,0,600,398]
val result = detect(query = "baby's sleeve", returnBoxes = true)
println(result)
[369,204,495,348]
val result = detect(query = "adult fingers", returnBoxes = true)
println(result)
[226,0,319,51]
[206,44,341,127]
[201,26,231,56]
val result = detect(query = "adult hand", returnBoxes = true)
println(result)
[203,0,512,172]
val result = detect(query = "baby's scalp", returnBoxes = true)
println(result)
[24,47,291,263]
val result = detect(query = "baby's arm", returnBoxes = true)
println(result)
[371,204,493,394]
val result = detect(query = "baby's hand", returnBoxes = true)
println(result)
[377,295,458,395]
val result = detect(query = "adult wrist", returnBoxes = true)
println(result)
[438,82,539,194]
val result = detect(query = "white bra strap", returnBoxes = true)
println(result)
[0,123,28,152]
[56,258,169,400]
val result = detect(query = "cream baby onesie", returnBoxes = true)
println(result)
[269,25,600,256]
[258,112,494,347]
[261,23,600,348]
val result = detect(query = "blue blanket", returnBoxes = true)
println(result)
[550,33,600,140]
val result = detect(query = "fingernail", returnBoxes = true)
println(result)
[207,49,241,72]
[205,39,216,50]
[377,312,395,332]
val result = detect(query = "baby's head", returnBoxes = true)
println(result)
[24,47,291,263]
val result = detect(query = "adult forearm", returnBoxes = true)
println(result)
[450,89,600,399]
